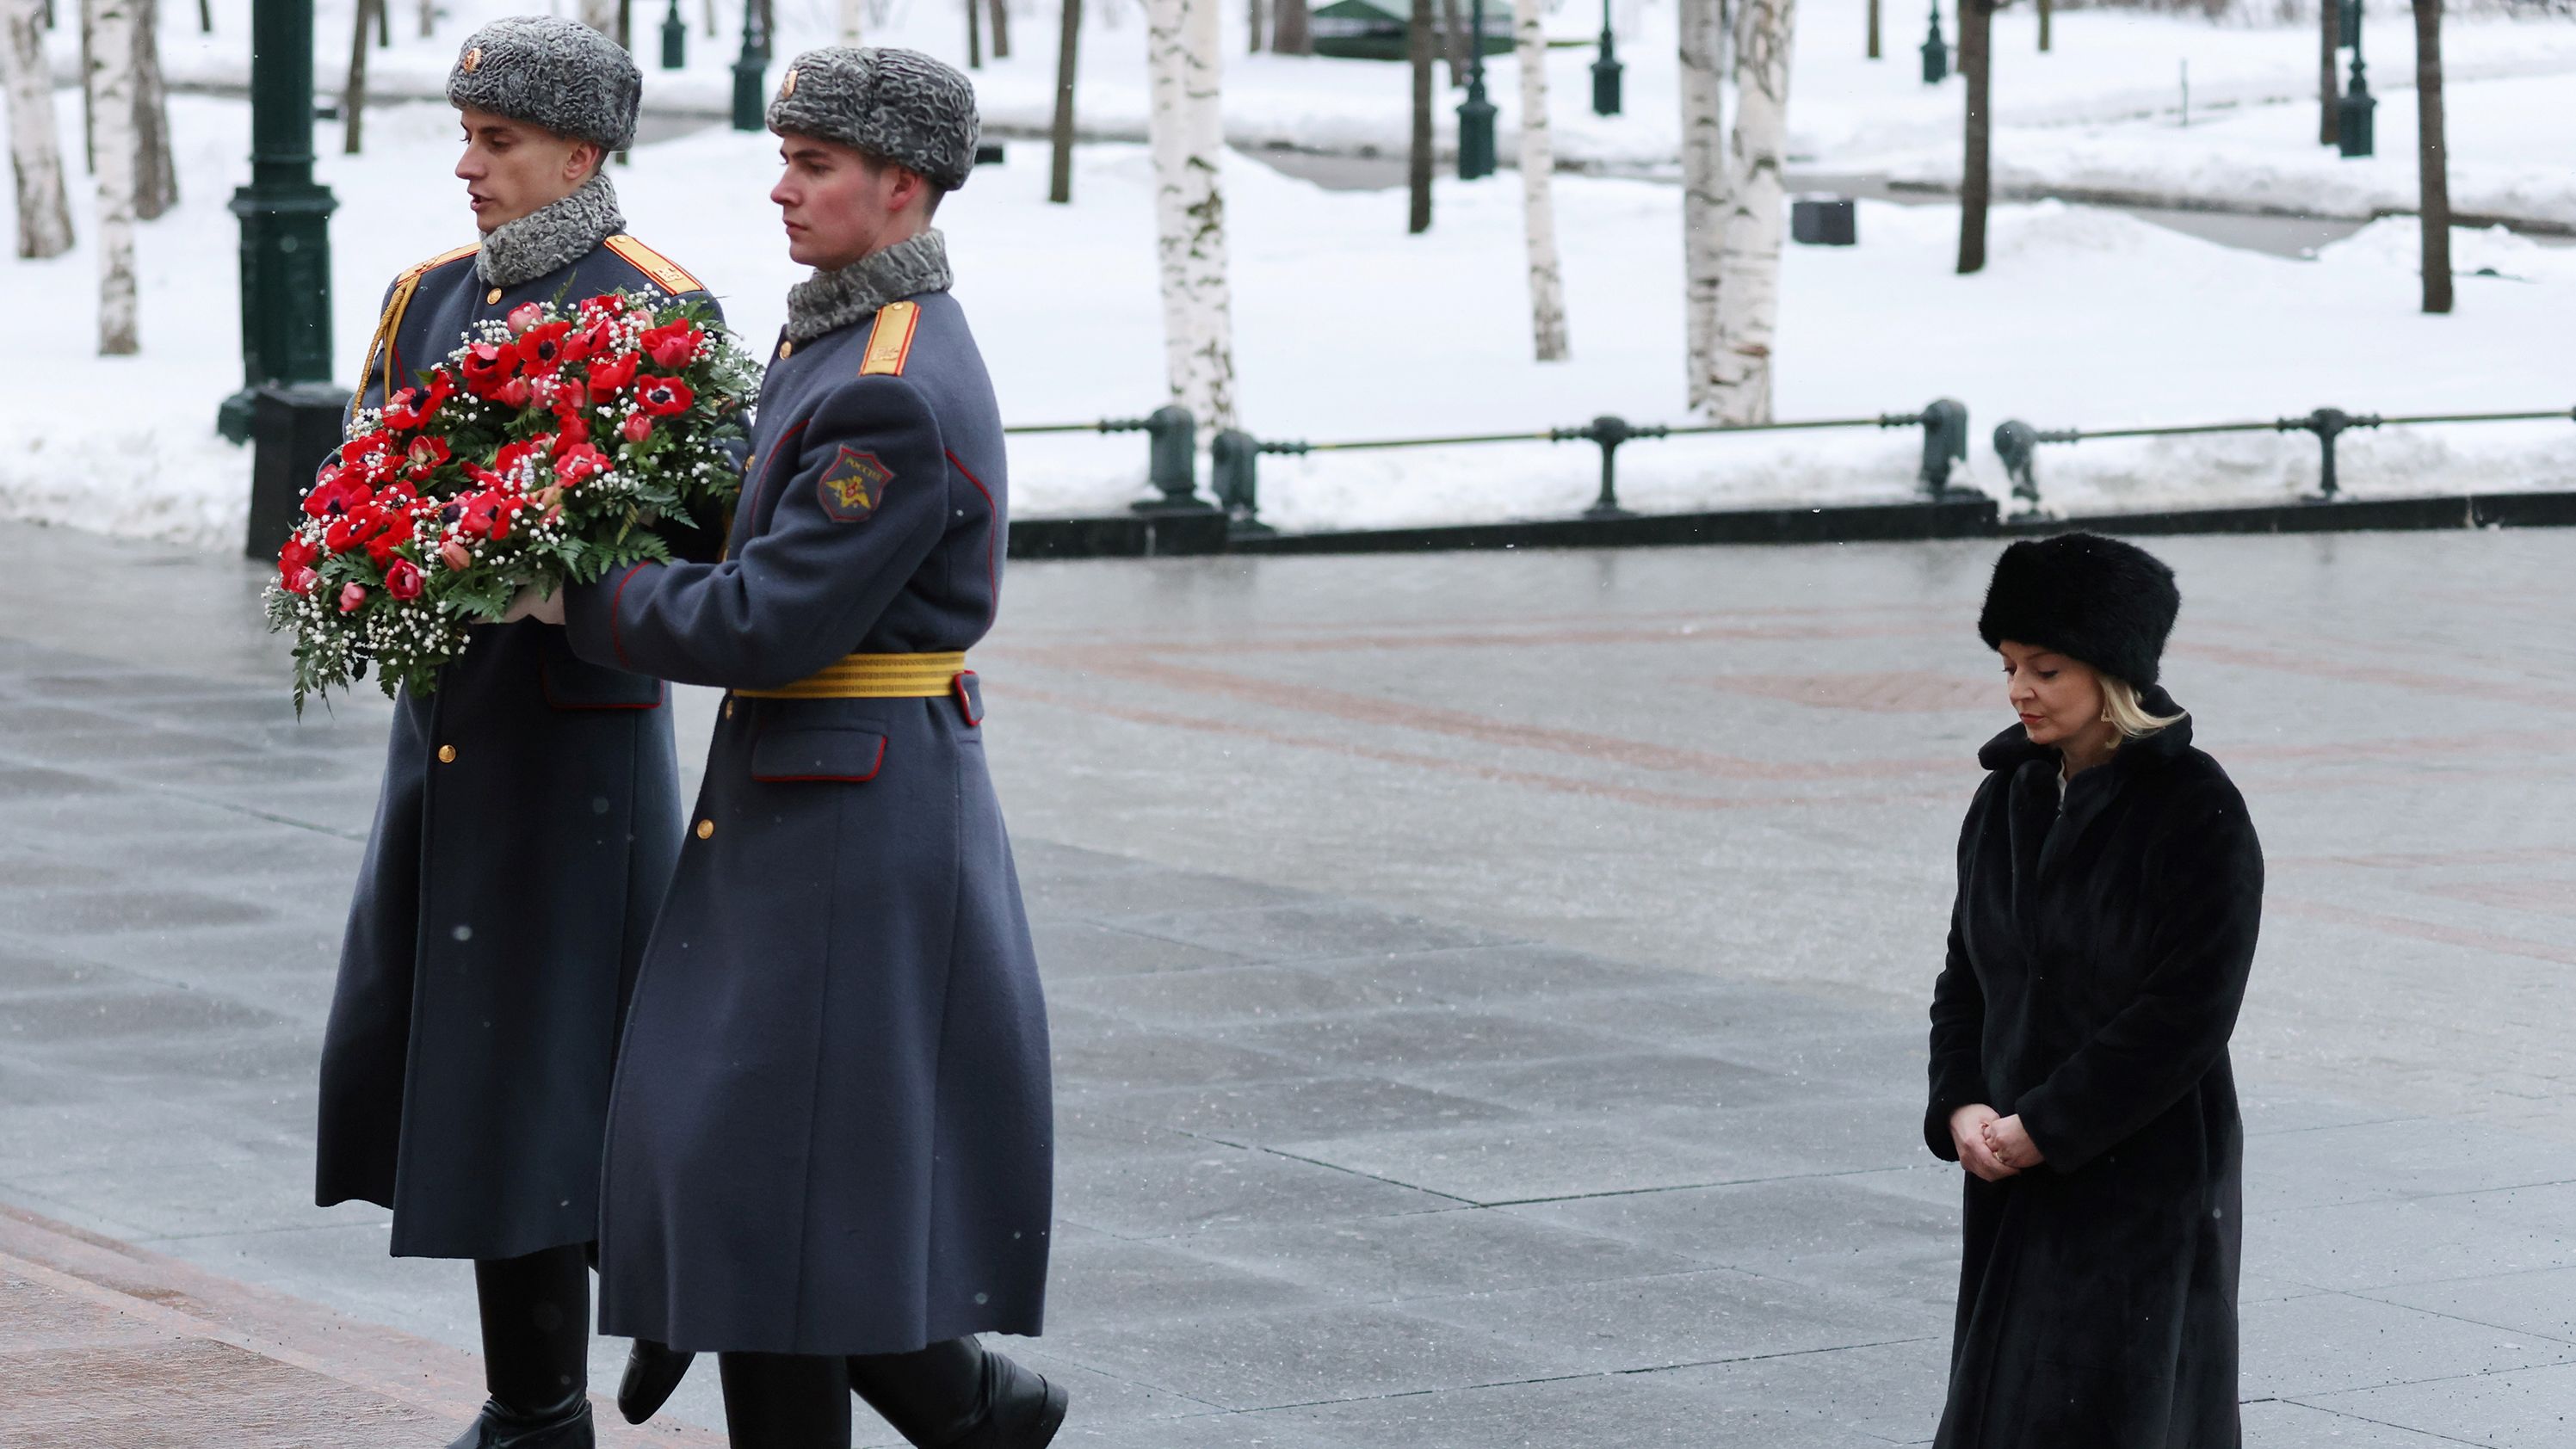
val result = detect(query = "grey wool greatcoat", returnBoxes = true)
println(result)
[315,232,720,1261]
[560,283,1054,1356]
[1925,695,2264,1449]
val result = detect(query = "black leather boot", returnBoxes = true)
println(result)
[846,1339,1068,1449]
[443,1390,596,1449]
[618,1339,697,1425]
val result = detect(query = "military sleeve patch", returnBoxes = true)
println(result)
[817,447,893,523]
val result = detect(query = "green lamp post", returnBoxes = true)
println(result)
[1456,0,1496,179]
[1921,0,1948,83]
[662,0,687,68]
[2335,0,2374,158]
[220,0,338,443]
[732,0,772,132]
[1591,0,1622,116]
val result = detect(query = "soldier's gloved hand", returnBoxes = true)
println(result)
[500,586,567,626]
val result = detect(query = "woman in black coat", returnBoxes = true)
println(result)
[1926,533,2264,1448]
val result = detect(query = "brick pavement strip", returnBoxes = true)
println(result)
[0,1205,720,1446]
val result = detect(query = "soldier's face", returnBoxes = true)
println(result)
[455,108,603,234]
[772,135,934,271]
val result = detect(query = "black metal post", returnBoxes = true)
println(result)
[1590,0,1622,115]
[220,0,340,442]
[732,0,771,132]
[1457,0,1496,179]
[2337,5,2374,157]
[1130,405,1215,514]
[662,0,687,68]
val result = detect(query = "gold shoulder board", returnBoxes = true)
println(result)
[859,301,920,378]
[359,243,479,415]
[604,234,707,295]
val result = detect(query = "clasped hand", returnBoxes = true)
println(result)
[1949,1105,2044,1182]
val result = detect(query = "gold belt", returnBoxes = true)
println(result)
[735,651,969,700]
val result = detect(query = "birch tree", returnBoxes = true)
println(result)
[89,0,137,354]
[1144,0,1237,429]
[343,0,373,154]
[989,0,1009,57]
[1706,0,1792,421]
[1677,0,1725,409]
[3,0,71,257]
[1406,0,1430,234]
[1511,0,1564,360]
[2413,0,2450,314]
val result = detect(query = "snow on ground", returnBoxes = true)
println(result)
[54,0,2576,216]
[6,89,2570,550]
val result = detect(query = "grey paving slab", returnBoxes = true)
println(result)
[2242,1290,2576,1400]
[2292,1360,2576,1446]
[1393,1265,1940,1374]
[1656,1335,1956,1446]
[0,526,2572,1442]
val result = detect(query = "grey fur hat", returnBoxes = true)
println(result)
[767,46,979,192]
[446,17,642,153]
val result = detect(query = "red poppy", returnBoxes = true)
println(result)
[459,339,521,396]
[554,443,612,487]
[279,534,319,585]
[553,407,591,449]
[518,320,576,374]
[383,558,425,601]
[497,376,534,410]
[304,471,373,519]
[402,436,450,480]
[586,351,641,403]
[363,513,415,566]
[640,322,703,370]
[636,376,695,416]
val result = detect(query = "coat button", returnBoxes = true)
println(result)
[695,819,714,840]
[723,700,734,719]
[777,340,793,359]
[485,287,502,304]
[437,744,457,763]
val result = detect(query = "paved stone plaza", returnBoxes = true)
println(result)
[0,522,2571,1446]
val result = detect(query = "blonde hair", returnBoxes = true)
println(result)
[2101,676,2187,742]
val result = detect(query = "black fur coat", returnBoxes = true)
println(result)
[1925,694,2264,1447]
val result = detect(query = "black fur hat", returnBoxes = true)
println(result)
[1976,532,2181,688]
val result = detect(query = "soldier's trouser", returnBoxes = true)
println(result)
[473,1244,592,1414]
[718,1340,994,1448]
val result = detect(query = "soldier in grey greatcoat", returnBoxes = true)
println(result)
[509,46,1061,1449]
[312,19,723,1448]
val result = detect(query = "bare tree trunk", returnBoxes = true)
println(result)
[1406,0,1431,233]
[343,0,369,154]
[132,0,172,216]
[1707,0,1790,420]
[1677,0,1724,409]
[967,0,982,67]
[1246,0,1261,51]
[1866,0,1878,59]
[195,0,207,32]
[705,0,717,36]
[77,0,90,172]
[1511,0,1566,359]
[579,0,616,32]
[374,0,386,44]
[1269,0,1307,54]
[2319,0,2339,145]
[990,0,1009,58]
[2036,0,2048,51]
[838,0,863,41]
[3,0,72,257]
[2414,0,2450,314]
[1438,0,1467,86]
[89,0,136,353]
[1144,0,1238,428]
[1956,0,1990,274]
[1049,0,1079,200]
[617,0,631,52]
[418,0,432,40]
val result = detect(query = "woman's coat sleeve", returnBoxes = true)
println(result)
[2015,782,2264,1173]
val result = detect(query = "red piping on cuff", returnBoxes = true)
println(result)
[948,450,999,626]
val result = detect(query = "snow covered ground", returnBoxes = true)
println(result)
[54,0,2576,219]
[5,89,2570,548]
